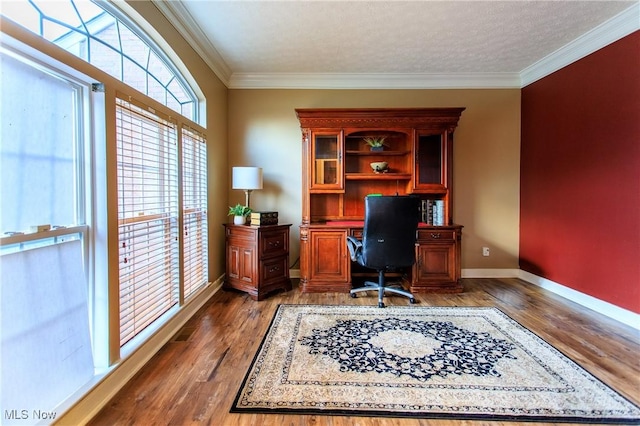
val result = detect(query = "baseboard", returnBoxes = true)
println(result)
[55,276,224,425]
[462,268,639,331]
[516,270,640,331]
[462,268,520,278]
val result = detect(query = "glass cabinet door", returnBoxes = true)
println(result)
[311,131,343,190]
[415,132,445,188]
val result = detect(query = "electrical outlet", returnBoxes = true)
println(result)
[482,247,490,257]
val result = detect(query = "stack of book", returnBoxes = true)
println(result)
[250,211,278,226]
[421,200,445,226]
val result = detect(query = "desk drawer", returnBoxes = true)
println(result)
[417,229,455,241]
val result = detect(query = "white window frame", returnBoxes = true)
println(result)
[0,39,100,411]
[1,0,209,369]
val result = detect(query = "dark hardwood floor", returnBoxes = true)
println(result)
[88,278,640,426]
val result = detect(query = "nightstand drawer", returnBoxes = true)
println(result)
[261,257,288,282]
[260,229,288,257]
[417,230,455,241]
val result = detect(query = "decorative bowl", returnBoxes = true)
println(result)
[370,161,388,173]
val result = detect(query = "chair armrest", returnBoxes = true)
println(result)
[346,236,362,262]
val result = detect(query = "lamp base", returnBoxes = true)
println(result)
[244,190,252,209]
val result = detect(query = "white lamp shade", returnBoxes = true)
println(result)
[232,167,263,190]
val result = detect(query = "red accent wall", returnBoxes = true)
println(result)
[520,31,640,314]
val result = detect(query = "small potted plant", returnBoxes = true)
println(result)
[363,135,387,151]
[228,203,252,225]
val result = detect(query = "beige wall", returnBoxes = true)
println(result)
[133,2,521,273]
[228,89,521,270]
[134,4,521,276]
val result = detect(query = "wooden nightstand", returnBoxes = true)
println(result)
[223,223,292,300]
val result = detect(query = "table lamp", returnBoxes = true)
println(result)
[232,166,263,209]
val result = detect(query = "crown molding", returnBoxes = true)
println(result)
[520,3,639,87]
[153,1,637,90]
[152,0,232,85]
[228,72,522,89]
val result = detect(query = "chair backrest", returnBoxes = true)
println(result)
[360,195,420,270]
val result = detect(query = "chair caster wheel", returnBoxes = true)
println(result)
[350,293,357,298]
[409,298,416,304]
[378,302,385,308]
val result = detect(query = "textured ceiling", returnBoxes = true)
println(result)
[155,1,638,88]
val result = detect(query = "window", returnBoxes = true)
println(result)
[0,50,85,233]
[1,45,94,415]
[116,97,180,346]
[1,0,197,121]
[115,96,209,347]
[1,0,208,415]
[182,127,208,298]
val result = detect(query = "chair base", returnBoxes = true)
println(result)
[350,276,416,308]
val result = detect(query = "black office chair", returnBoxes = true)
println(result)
[347,195,420,308]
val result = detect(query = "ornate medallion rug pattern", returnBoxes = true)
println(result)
[231,305,640,423]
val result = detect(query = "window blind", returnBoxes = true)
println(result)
[116,97,179,346]
[182,126,208,298]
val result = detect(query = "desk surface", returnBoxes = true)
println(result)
[319,221,460,228]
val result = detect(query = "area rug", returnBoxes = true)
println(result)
[231,305,640,423]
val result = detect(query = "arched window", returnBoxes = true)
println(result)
[1,2,209,411]
[2,0,198,121]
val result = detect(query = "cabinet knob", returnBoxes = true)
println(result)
[269,265,280,273]
[430,233,441,239]
[268,240,281,247]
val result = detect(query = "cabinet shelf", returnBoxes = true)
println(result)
[345,173,412,180]
[345,150,410,156]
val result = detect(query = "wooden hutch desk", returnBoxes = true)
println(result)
[296,108,465,294]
